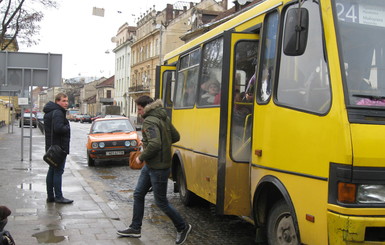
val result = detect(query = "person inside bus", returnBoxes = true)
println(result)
[183,82,196,107]
[200,79,220,105]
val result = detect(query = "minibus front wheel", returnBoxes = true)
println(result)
[267,199,299,245]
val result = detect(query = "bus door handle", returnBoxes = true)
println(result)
[255,149,262,157]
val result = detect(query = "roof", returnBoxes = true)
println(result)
[96,75,114,88]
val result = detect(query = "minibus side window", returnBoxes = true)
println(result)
[174,50,200,108]
[198,37,224,107]
[277,2,331,113]
[257,11,279,104]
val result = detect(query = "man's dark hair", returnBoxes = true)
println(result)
[135,95,154,108]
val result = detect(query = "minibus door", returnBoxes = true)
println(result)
[155,65,176,118]
[217,31,259,216]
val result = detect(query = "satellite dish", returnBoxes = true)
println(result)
[238,0,251,5]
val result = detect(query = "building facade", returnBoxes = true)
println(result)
[113,23,136,117]
[128,0,226,124]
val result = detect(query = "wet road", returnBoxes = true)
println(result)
[68,121,256,245]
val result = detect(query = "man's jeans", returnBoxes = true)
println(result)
[46,156,66,199]
[130,164,186,231]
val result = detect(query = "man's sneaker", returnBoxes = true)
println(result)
[117,227,141,238]
[176,224,192,245]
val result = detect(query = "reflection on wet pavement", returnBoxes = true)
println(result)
[32,230,67,243]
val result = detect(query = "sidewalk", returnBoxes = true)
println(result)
[0,124,130,245]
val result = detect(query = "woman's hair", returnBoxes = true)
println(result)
[135,95,154,108]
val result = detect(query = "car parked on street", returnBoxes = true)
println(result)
[91,115,104,121]
[74,114,83,122]
[80,114,92,123]
[86,117,141,166]
[19,113,37,128]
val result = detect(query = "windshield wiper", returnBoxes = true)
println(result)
[352,94,385,100]
[108,130,124,133]
[91,131,105,134]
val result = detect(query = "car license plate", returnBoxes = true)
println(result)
[106,151,124,156]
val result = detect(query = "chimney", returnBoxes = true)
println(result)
[166,4,173,23]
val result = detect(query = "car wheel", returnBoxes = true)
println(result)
[87,153,95,167]
[177,166,196,206]
[267,199,299,245]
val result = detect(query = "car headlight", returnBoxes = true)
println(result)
[99,142,105,148]
[92,142,98,148]
[124,141,131,147]
[130,140,138,147]
[357,185,385,204]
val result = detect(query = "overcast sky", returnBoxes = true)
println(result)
[19,0,202,79]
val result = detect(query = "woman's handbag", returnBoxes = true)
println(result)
[129,150,144,169]
[43,145,67,168]
[43,111,67,168]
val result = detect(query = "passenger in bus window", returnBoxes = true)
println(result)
[200,79,220,105]
[183,82,196,107]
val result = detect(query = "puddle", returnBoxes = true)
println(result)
[18,182,46,192]
[32,230,67,244]
[99,175,116,179]
[149,214,171,224]
[119,189,134,193]
[96,169,111,174]
[13,167,31,171]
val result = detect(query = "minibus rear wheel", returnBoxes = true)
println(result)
[267,199,299,245]
[177,166,195,206]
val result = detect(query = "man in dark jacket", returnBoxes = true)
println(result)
[117,96,191,245]
[43,93,73,204]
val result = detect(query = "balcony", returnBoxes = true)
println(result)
[99,97,114,103]
[128,84,150,93]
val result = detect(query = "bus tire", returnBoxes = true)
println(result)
[87,153,95,167]
[177,166,195,206]
[267,199,299,245]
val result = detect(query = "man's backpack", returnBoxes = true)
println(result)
[0,231,15,245]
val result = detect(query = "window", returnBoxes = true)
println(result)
[197,37,223,106]
[231,40,259,162]
[107,90,111,98]
[162,70,176,108]
[257,11,279,103]
[174,49,201,108]
[277,2,330,113]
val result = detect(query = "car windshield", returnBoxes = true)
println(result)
[334,0,385,107]
[91,119,135,134]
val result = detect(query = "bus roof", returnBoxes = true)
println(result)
[163,0,281,62]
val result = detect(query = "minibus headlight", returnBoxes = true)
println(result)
[92,142,98,148]
[124,141,131,147]
[131,140,138,147]
[357,185,385,204]
[99,142,105,148]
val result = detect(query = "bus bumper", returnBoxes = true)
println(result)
[328,211,385,244]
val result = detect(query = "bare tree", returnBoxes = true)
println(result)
[0,0,57,50]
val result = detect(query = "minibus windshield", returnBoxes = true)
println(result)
[334,0,385,107]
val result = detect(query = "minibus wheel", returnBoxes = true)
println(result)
[267,199,299,245]
[177,166,195,206]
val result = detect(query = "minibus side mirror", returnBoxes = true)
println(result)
[283,8,309,56]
